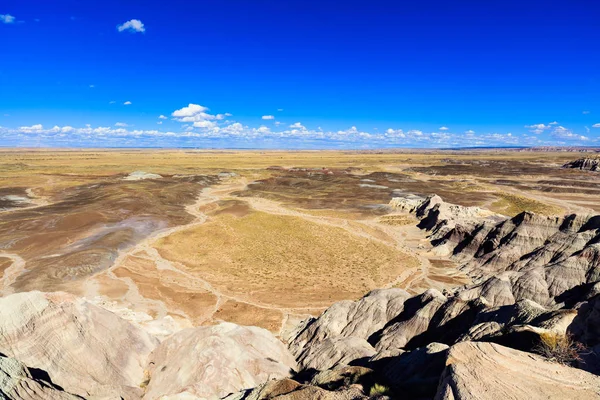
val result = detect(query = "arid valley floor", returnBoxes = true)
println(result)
[1,149,599,340]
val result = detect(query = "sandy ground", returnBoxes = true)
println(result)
[77,176,468,337]
[0,149,598,338]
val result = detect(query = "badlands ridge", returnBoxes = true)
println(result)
[0,192,599,399]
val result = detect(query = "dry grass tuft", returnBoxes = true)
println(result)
[534,332,584,366]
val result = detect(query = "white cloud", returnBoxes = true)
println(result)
[109,101,116,104]
[525,123,551,134]
[290,122,305,129]
[385,128,406,138]
[115,122,128,127]
[465,130,475,134]
[117,19,145,33]
[0,14,15,24]
[124,101,132,105]
[61,126,74,133]
[592,123,600,128]
[549,121,558,125]
[262,115,275,120]
[158,115,167,119]
[439,126,449,131]
[157,121,163,125]
[552,126,588,141]
[172,104,209,118]
[585,126,590,133]
[19,124,43,133]
[193,120,217,129]
[256,125,271,134]
[274,121,282,126]
[171,104,228,132]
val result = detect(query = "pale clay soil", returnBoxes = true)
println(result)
[0,176,468,338]
[0,169,590,338]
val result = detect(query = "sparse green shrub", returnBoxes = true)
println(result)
[369,383,392,397]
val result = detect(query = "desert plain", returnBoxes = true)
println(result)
[0,148,598,337]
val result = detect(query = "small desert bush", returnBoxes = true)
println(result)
[533,332,584,366]
[369,383,392,397]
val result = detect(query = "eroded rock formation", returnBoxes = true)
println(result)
[563,158,599,171]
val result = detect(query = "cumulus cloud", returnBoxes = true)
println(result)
[117,19,145,33]
[170,104,229,131]
[551,126,588,141]
[124,101,132,105]
[525,123,551,134]
[593,123,600,128]
[549,121,558,125]
[5,101,589,149]
[0,14,15,24]
[19,124,44,132]
[262,115,275,120]
[386,128,406,138]
[439,126,449,131]
[172,104,208,118]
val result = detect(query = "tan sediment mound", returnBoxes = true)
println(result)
[0,355,82,400]
[0,291,158,399]
[123,171,163,180]
[143,322,297,400]
[435,341,600,400]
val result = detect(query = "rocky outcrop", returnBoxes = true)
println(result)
[435,341,600,400]
[296,337,376,371]
[224,366,376,400]
[391,195,600,309]
[143,323,297,400]
[0,355,82,400]
[563,158,599,171]
[286,284,600,398]
[289,288,410,357]
[0,291,158,399]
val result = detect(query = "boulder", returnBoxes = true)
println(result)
[434,341,600,400]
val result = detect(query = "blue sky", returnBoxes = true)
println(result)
[1,0,599,148]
